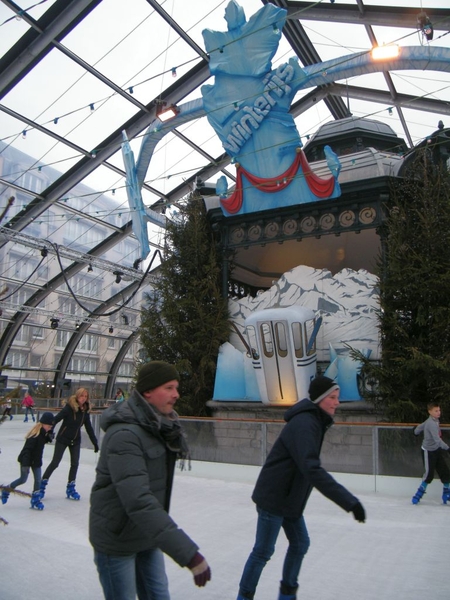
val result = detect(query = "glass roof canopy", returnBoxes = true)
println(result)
[0,0,449,395]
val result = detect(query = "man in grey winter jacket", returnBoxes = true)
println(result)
[89,360,211,600]
[237,375,366,600]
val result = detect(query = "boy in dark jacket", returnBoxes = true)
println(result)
[89,360,211,600]
[237,375,366,600]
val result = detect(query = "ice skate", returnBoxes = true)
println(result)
[66,481,80,500]
[30,490,44,510]
[412,483,427,504]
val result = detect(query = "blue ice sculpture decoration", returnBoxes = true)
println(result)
[122,0,450,258]
[121,131,167,260]
[201,0,341,215]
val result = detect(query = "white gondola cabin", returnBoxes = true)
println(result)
[244,306,321,406]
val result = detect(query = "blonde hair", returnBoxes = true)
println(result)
[68,388,90,412]
[25,423,44,439]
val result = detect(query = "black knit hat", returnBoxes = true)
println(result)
[39,411,54,425]
[308,375,339,404]
[135,361,179,393]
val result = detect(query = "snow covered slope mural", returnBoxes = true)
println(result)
[213,265,379,403]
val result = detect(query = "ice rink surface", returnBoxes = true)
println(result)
[1,418,448,600]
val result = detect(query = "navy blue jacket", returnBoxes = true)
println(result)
[252,398,359,518]
[18,428,52,468]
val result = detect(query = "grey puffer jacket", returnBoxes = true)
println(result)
[252,398,359,518]
[89,389,198,564]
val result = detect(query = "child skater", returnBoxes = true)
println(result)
[412,401,450,505]
[1,412,54,510]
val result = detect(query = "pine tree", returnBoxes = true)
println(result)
[139,193,231,416]
[359,150,450,421]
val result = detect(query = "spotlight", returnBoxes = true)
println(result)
[50,318,59,330]
[156,102,180,122]
[113,271,123,284]
[371,44,399,61]
[109,326,114,334]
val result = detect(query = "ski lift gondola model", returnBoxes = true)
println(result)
[244,306,322,406]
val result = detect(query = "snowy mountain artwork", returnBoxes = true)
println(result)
[213,265,379,404]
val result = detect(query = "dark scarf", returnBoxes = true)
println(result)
[159,413,191,470]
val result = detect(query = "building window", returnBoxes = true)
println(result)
[7,350,29,368]
[56,330,71,348]
[68,357,98,373]
[77,334,99,353]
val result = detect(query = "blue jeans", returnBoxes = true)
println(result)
[23,406,34,420]
[238,507,310,598]
[94,548,170,600]
[10,465,41,492]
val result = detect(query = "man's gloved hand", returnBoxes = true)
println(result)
[351,501,366,523]
[187,552,211,587]
[93,443,99,453]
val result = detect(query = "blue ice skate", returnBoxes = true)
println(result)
[412,483,427,504]
[66,481,80,500]
[30,490,44,510]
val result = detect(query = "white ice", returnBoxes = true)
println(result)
[1,418,447,600]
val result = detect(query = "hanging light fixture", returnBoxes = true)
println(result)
[50,318,59,330]
[156,101,180,122]
[371,44,399,60]
[417,12,433,41]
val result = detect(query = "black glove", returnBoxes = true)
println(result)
[351,501,366,523]
[93,443,99,453]
[187,552,211,587]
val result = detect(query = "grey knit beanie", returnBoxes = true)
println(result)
[308,375,339,404]
[135,361,179,393]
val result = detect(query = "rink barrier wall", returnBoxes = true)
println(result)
[32,406,449,480]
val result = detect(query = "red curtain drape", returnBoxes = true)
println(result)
[221,149,335,214]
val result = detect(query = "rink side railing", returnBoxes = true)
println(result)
[74,413,449,479]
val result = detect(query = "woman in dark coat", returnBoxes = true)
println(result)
[40,387,98,500]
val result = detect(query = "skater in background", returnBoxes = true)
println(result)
[236,375,366,600]
[114,388,125,402]
[90,360,211,600]
[412,401,450,505]
[40,387,99,501]
[1,412,54,510]
[2,397,13,420]
[21,391,35,422]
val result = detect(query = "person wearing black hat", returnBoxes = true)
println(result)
[236,375,366,600]
[89,360,211,600]
[1,411,54,510]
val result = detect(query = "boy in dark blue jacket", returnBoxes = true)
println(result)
[237,375,365,600]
